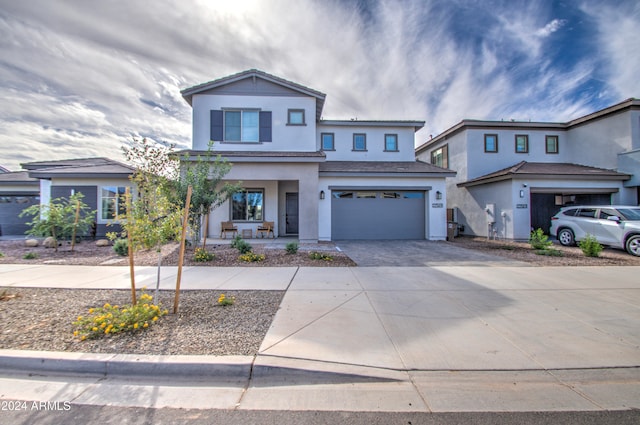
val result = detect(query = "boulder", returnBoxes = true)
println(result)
[24,239,39,247]
[95,239,111,247]
[43,237,58,248]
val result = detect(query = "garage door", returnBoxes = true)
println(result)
[0,195,39,236]
[331,190,425,240]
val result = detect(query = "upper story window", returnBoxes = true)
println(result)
[101,186,127,221]
[546,135,559,154]
[484,134,498,153]
[210,109,272,143]
[353,133,367,151]
[287,109,305,125]
[384,134,398,152]
[431,144,448,168]
[321,133,335,151]
[515,135,529,153]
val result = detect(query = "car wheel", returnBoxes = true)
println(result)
[558,228,575,246]
[626,235,640,257]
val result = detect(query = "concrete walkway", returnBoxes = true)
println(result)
[1,264,639,413]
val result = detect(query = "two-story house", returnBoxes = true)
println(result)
[415,98,639,240]
[180,69,454,242]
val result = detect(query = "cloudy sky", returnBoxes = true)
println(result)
[1,0,638,171]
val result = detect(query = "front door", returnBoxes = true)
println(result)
[285,193,299,234]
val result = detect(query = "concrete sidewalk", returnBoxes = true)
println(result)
[1,264,639,412]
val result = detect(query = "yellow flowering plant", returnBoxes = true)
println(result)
[217,293,235,306]
[239,252,265,262]
[72,290,168,340]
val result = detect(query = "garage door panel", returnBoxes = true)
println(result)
[331,191,425,240]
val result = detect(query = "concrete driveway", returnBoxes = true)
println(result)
[335,240,530,266]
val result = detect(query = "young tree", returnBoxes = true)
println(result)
[20,192,96,252]
[177,142,241,249]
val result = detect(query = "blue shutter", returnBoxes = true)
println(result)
[210,110,223,141]
[259,111,272,142]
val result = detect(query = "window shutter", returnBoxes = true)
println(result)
[210,110,223,141]
[259,111,272,142]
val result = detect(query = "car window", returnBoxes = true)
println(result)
[599,209,619,219]
[562,209,578,217]
[577,208,596,218]
[617,208,640,221]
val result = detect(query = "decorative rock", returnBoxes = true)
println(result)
[24,239,39,247]
[43,237,58,248]
[96,239,111,247]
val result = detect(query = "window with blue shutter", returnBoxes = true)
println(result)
[260,111,272,142]
[210,110,223,141]
[213,109,271,142]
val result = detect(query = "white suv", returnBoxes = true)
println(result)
[549,205,640,256]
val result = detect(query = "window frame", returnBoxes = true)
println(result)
[353,133,367,151]
[430,144,449,168]
[287,109,306,126]
[484,134,498,153]
[545,135,559,154]
[223,109,260,142]
[384,134,398,152]
[321,132,335,151]
[231,188,264,222]
[99,186,127,222]
[515,134,529,153]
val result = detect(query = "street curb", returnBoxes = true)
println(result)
[0,349,253,379]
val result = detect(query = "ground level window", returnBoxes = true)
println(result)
[232,189,263,221]
[101,186,127,220]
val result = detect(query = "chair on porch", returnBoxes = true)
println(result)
[256,221,275,239]
[220,221,238,239]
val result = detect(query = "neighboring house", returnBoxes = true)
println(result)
[415,98,640,240]
[0,170,40,236]
[16,158,135,238]
[180,69,454,242]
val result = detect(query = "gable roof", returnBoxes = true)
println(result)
[22,157,135,179]
[181,69,327,121]
[458,161,631,187]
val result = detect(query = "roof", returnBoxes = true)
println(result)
[22,157,135,179]
[0,165,9,173]
[320,119,425,132]
[177,150,326,163]
[320,161,456,177]
[416,97,640,154]
[458,161,631,187]
[181,69,327,121]
[0,170,39,185]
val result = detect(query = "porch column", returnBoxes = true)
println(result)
[298,170,319,243]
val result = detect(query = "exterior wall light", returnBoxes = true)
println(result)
[520,190,525,198]
[435,190,442,200]
[320,190,325,200]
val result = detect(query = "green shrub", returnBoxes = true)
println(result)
[113,239,129,256]
[231,236,252,254]
[529,228,552,250]
[194,247,215,262]
[0,251,4,258]
[23,252,38,260]
[239,252,265,262]
[285,242,299,254]
[309,251,333,261]
[217,293,235,306]
[579,234,603,257]
[72,291,167,341]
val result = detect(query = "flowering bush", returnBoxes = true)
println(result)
[217,293,235,306]
[239,252,265,262]
[73,291,167,340]
[194,247,215,262]
[309,251,333,261]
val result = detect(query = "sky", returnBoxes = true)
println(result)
[0,0,638,171]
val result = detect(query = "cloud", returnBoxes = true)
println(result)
[0,0,636,171]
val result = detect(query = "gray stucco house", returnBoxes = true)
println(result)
[415,98,639,240]
[180,69,455,242]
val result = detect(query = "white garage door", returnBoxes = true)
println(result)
[331,190,426,240]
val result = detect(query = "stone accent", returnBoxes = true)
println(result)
[43,237,58,248]
[24,239,39,247]
[95,239,111,247]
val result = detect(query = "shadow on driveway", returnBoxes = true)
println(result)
[335,240,530,267]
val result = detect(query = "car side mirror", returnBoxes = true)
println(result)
[606,216,621,222]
